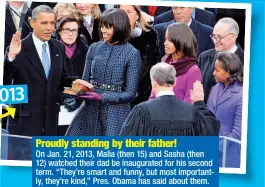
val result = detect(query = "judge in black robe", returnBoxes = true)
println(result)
[119,63,220,136]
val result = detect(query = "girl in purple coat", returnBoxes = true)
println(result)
[149,22,201,104]
[207,52,243,168]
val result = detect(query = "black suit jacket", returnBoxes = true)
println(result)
[155,19,214,58]
[5,5,32,51]
[79,18,100,46]
[4,33,77,136]
[205,8,218,16]
[155,8,216,27]
[198,44,244,103]
[30,2,56,9]
[120,95,220,136]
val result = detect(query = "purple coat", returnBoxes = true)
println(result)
[149,64,201,104]
[206,81,243,168]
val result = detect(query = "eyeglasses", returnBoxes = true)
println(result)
[62,28,78,35]
[210,33,234,42]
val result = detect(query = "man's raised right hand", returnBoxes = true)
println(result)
[8,31,22,60]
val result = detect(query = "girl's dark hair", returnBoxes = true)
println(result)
[99,8,131,45]
[216,52,244,85]
[166,22,198,58]
[57,16,81,36]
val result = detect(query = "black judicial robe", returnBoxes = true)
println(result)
[120,95,220,136]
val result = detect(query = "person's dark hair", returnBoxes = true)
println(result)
[166,22,198,58]
[32,5,55,20]
[99,8,131,45]
[216,52,243,85]
[57,16,81,35]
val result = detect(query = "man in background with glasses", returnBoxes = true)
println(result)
[198,17,244,103]
[154,7,214,58]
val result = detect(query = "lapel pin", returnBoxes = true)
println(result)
[56,54,59,56]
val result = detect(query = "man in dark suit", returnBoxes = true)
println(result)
[120,63,220,136]
[155,7,214,58]
[155,8,216,27]
[98,4,115,13]
[5,1,32,52]
[4,5,81,136]
[198,17,244,103]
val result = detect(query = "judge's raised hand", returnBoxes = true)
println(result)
[190,81,204,104]
[8,31,22,60]
[73,79,94,90]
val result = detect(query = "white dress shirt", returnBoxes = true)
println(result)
[10,4,24,30]
[156,90,175,97]
[228,45,238,53]
[8,33,51,62]
[187,18,192,27]
[32,33,51,64]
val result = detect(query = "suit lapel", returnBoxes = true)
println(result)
[24,34,47,80]
[195,8,202,20]
[209,83,218,110]
[235,44,244,63]
[189,19,198,34]
[5,7,16,34]
[216,84,231,105]
[48,40,60,82]
[169,10,174,20]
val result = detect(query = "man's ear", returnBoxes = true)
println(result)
[151,78,157,88]
[29,17,34,29]
[232,33,238,41]
[173,78,177,87]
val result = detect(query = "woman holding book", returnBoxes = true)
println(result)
[65,8,141,136]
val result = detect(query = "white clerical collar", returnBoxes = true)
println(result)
[157,91,175,97]
[228,45,238,53]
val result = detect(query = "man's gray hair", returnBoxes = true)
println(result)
[217,17,239,35]
[32,5,55,20]
[150,62,176,86]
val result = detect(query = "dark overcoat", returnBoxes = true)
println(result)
[4,33,75,136]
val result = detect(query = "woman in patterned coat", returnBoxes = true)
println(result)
[66,8,141,136]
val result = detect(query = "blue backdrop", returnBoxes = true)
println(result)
[0,0,264,187]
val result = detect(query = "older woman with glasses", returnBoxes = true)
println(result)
[56,17,89,112]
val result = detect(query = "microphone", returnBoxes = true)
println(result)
[9,7,32,32]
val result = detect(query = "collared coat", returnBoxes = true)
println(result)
[4,33,76,136]
[206,81,243,168]
[66,41,141,136]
